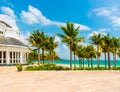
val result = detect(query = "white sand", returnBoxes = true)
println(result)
[0,66,120,92]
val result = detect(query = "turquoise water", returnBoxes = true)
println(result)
[35,60,120,66]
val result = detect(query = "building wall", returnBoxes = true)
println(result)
[0,45,29,65]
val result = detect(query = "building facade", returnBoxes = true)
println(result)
[0,21,29,65]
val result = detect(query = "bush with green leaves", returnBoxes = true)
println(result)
[25,63,69,71]
[112,66,120,70]
[16,64,23,71]
[74,67,108,70]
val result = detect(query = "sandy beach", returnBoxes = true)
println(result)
[0,66,120,92]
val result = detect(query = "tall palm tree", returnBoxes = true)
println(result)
[46,36,58,63]
[100,45,108,68]
[102,34,112,70]
[117,49,120,59]
[28,30,43,65]
[57,22,83,70]
[71,42,78,68]
[41,32,49,64]
[111,37,120,68]
[89,33,102,68]
[77,45,83,68]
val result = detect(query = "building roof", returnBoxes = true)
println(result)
[0,37,27,47]
[0,21,12,28]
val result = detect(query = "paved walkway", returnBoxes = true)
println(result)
[0,66,120,92]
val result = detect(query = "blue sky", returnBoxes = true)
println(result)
[0,0,120,60]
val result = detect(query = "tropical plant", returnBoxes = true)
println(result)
[46,36,58,63]
[100,44,108,68]
[89,33,102,68]
[76,45,84,68]
[102,34,112,70]
[16,64,23,71]
[57,22,84,70]
[28,30,43,65]
[111,37,120,68]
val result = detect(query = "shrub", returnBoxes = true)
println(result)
[16,64,23,71]
[112,66,120,70]
[25,63,69,71]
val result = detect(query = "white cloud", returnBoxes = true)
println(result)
[88,31,106,37]
[21,5,52,25]
[21,5,91,30]
[62,44,69,50]
[93,8,111,16]
[54,36,61,43]
[1,6,16,18]
[93,7,120,28]
[110,16,120,27]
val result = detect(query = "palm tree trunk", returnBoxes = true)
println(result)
[70,43,72,70]
[113,53,116,68]
[74,51,76,68]
[42,48,45,64]
[88,58,90,68]
[104,53,107,68]
[49,51,51,63]
[79,58,80,68]
[38,48,40,65]
[83,58,84,68]
[108,52,111,70]
[97,46,100,68]
[91,58,93,69]
[52,52,54,64]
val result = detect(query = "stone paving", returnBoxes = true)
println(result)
[0,66,120,92]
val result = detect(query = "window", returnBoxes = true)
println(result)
[3,51,6,64]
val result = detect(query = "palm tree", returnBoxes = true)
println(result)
[71,42,78,68]
[85,45,96,68]
[100,45,108,68]
[89,33,102,68]
[41,32,49,64]
[46,36,58,63]
[90,48,96,69]
[111,37,120,68]
[77,45,83,68]
[102,34,112,70]
[57,22,83,70]
[117,49,120,59]
[28,30,43,65]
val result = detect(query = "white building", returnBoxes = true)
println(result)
[0,21,29,65]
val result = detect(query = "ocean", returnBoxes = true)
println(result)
[35,60,120,66]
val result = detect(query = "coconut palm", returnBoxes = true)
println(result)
[41,32,49,63]
[57,22,83,70]
[111,37,120,68]
[46,36,58,63]
[85,45,96,68]
[90,48,96,69]
[117,49,120,58]
[102,34,112,70]
[28,30,43,65]
[100,44,108,68]
[76,45,83,68]
[89,33,102,68]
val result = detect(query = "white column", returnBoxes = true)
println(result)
[1,51,3,64]
[20,52,23,64]
[15,52,16,64]
[24,53,26,64]
[6,51,10,64]
[12,52,13,64]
